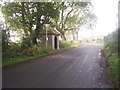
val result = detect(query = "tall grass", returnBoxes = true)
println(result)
[60,40,81,50]
[3,40,81,68]
[2,45,55,67]
[104,50,119,88]
[103,29,119,88]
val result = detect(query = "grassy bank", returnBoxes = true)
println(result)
[2,48,58,68]
[103,29,120,88]
[104,48,120,88]
[59,40,81,50]
[2,41,81,68]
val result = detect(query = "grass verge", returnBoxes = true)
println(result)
[2,41,81,68]
[103,48,120,88]
[2,49,58,68]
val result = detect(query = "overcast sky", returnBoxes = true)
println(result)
[79,0,118,39]
[92,0,118,35]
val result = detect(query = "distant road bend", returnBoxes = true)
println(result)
[3,43,113,88]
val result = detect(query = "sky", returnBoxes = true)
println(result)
[79,0,119,39]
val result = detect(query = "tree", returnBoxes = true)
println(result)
[56,2,96,40]
[65,15,85,40]
[2,2,97,43]
[2,2,60,45]
[104,29,118,54]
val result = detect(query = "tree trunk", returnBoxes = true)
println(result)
[61,31,66,41]
[31,2,41,45]
[72,30,75,40]
[61,34,66,41]
[32,36,37,44]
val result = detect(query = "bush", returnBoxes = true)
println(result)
[104,29,120,88]
[104,30,118,54]
[2,43,54,67]
[59,40,81,49]
[2,39,81,67]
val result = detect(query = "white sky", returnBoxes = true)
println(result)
[79,0,119,39]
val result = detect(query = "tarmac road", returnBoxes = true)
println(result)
[2,43,113,88]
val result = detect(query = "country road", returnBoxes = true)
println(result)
[2,44,113,88]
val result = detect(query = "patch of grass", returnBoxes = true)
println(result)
[108,54,119,78]
[103,48,120,88]
[3,41,81,68]
[2,47,58,68]
[60,40,81,50]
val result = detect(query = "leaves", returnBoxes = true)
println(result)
[2,2,60,44]
[104,30,118,53]
[57,2,97,40]
[2,1,97,42]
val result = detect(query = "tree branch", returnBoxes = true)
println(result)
[63,8,74,29]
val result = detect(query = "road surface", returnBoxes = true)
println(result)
[3,44,113,88]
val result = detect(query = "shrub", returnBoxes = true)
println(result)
[59,40,80,49]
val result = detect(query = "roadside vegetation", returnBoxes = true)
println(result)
[104,29,120,88]
[60,40,81,50]
[2,40,81,67]
[1,2,96,68]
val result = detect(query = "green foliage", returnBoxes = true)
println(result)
[1,2,94,68]
[58,2,97,40]
[104,29,119,88]
[104,30,118,54]
[3,42,21,60]
[108,54,119,79]
[2,44,54,67]
[104,51,120,88]
[2,30,10,54]
[2,2,60,44]
[60,40,81,49]
[2,40,81,67]
[1,2,97,42]
[66,15,81,28]
[21,37,32,49]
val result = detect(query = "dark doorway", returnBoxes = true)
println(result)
[54,36,57,49]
